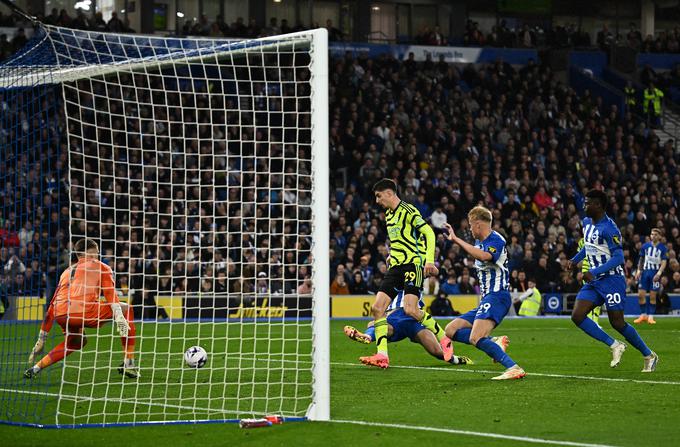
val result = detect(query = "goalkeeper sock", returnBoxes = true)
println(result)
[374,318,389,356]
[120,306,136,359]
[419,311,445,341]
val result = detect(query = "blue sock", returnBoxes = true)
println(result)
[365,326,375,342]
[618,323,652,356]
[645,301,650,315]
[577,318,615,346]
[452,328,471,344]
[476,337,517,369]
[640,301,646,315]
[649,303,656,315]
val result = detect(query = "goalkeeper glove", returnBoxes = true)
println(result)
[28,330,49,363]
[111,303,130,338]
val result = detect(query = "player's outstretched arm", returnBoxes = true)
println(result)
[100,262,130,337]
[29,301,55,363]
[419,223,438,276]
[589,247,624,277]
[654,259,667,282]
[567,247,586,271]
[443,223,492,262]
[635,252,645,281]
[110,303,130,337]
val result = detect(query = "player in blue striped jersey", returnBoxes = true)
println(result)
[343,291,473,366]
[568,189,658,372]
[633,228,668,325]
[441,206,526,380]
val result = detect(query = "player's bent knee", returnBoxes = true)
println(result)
[370,304,386,319]
[67,335,87,349]
[403,306,420,319]
[612,321,627,331]
[571,312,585,325]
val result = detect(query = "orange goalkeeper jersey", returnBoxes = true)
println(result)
[50,257,119,318]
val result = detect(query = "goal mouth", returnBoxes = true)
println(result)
[0,25,329,426]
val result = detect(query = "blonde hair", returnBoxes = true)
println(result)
[468,206,493,224]
[651,227,662,235]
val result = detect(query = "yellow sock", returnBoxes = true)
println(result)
[420,311,445,341]
[374,318,388,355]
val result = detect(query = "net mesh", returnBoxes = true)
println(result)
[0,25,327,426]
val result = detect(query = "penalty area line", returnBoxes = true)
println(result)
[332,419,622,447]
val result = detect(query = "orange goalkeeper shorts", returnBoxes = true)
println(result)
[55,306,114,334]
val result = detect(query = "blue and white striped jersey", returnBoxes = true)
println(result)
[640,242,668,272]
[582,215,624,278]
[474,231,510,296]
[387,290,424,311]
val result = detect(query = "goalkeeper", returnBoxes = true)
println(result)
[24,239,138,379]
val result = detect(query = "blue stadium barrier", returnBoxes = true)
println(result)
[569,65,626,119]
[569,51,607,77]
[637,53,680,70]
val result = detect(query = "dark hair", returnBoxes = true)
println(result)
[372,178,398,194]
[585,189,608,208]
[73,239,99,254]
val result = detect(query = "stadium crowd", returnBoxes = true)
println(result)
[327,52,680,315]
[1,12,680,319]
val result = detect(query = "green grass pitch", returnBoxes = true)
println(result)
[2,318,680,446]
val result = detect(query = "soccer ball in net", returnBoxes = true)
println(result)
[184,346,208,368]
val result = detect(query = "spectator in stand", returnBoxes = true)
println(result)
[429,290,456,316]
[349,271,368,294]
[297,275,313,295]
[326,19,343,41]
[440,272,460,295]
[106,12,124,32]
[331,266,350,295]
[11,28,27,53]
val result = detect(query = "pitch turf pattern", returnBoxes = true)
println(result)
[3,318,680,446]
[0,322,313,425]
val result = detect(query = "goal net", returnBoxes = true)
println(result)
[0,25,329,426]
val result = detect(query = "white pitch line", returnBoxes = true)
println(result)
[0,387,244,415]
[3,355,678,386]
[330,361,680,386]
[333,420,622,447]
[0,389,623,446]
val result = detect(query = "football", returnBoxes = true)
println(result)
[184,346,208,368]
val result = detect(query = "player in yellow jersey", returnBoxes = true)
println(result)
[360,179,450,368]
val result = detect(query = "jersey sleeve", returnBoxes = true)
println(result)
[410,209,435,264]
[100,262,120,304]
[40,299,55,332]
[605,224,623,251]
[412,212,427,230]
[661,244,668,260]
[485,235,505,263]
